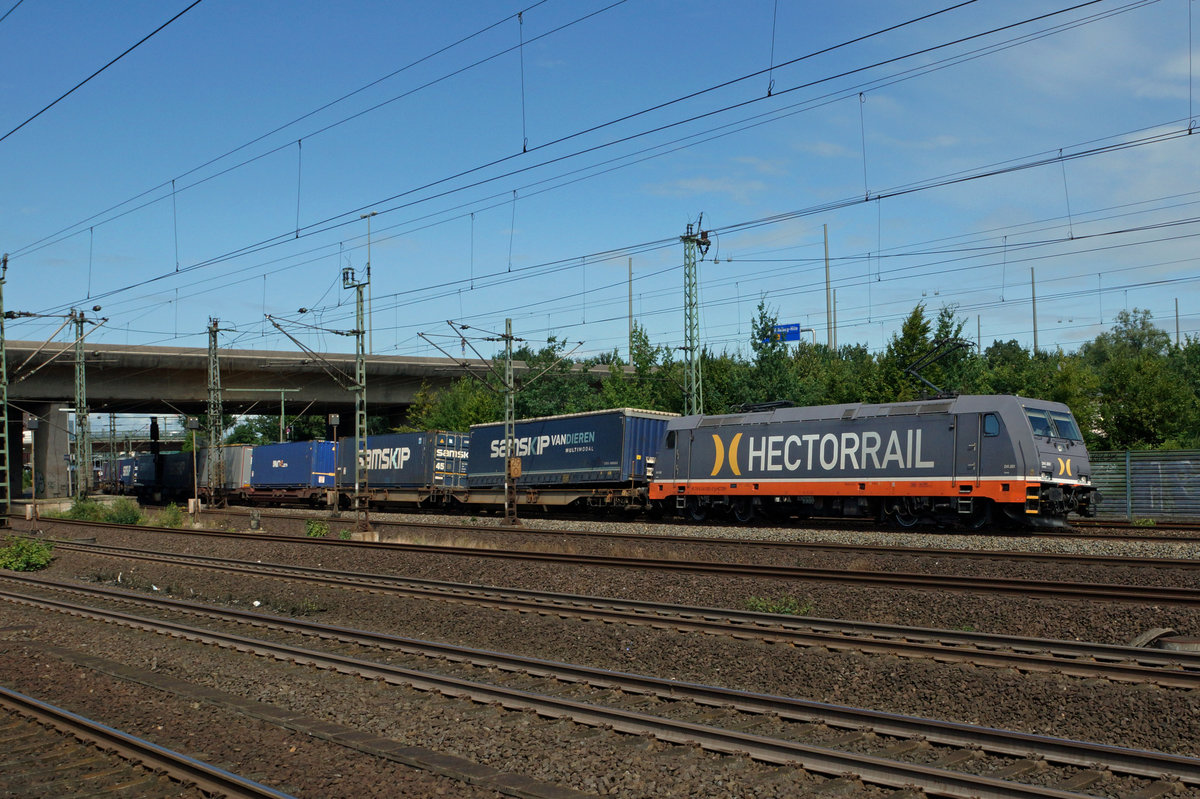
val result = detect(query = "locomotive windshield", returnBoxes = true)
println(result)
[1024,407,1083,441]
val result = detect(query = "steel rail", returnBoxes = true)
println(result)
[3,583,1194,799]
[30,523,1200,606]
[6,571,1200,783]
[0,685,296,799]
[24,513,1200,568]
[165,506,1200,548]
[40,541,1200,687]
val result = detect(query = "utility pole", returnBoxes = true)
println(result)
[108,413,116,492]
[0,255,10,522]
[502,318,518,525]
[627,257,633,364]
[824,224,832,348]
[1030,267,1039,353]
[832,288,838,350]
[72,309,92,498]
[343,266,369,530]
[417,319,578,528]
[681,220,711,416]
[360,212,377,355]
[206,318,224,506]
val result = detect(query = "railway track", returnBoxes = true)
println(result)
[25,513,1200,572]
[26,542,1200,687]
[0,684,293,799]
[3,577,1196,799]
[30,523,1200,606]
[141,505,1200,545]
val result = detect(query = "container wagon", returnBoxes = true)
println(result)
[248,441,337,505]
[335,431,468,507]
[466,408,677,510]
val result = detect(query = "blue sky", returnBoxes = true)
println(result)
[2,0,1197,369]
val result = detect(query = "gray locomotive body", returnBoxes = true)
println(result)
[648,395,1097,527]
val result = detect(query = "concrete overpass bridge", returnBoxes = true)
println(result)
[4,340,512,498]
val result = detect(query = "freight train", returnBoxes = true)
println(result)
[100,396,1099,529]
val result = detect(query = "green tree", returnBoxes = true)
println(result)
[801,342,880,405]
[599,323,672,411]
[1078,310,1193,449]
[513,336,603,418]
[401,377,500,432]
[745,301,799,406]
[698,348,753,415]
[877,303,932,401]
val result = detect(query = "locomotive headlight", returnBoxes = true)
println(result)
[1041,471,1053,481]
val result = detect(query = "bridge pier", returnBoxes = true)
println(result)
[29,404,72,500]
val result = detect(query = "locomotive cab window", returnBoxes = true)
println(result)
[1048,411,1083,442]
[665,430,677,449]
[1024,409,1053,437]
[983,413,999,437]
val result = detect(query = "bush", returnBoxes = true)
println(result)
[305,519,329,538]
[155,503,185,529]
[0,537,54,571]
[105,498,144,525]
[744,595,814,616]
[63,498,106,522]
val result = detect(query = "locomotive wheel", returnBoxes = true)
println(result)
[887,501,921,529]
[731,499,754,524]
[965,500,993,531]
[686,498,708,522]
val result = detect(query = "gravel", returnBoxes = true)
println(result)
[3,514,1198,797]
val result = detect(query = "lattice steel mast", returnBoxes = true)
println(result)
[343,267,369,530]
[72,309,92,498]
[680,220,711,416]
[0,255,10,522]
[206,318,224,505]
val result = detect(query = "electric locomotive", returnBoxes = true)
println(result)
[647,395,1097,528]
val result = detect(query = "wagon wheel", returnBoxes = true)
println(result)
[731,498,755,524]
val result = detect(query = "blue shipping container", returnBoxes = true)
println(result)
[133,453,157,488]
[467,408,676,488]
[159,452,195,494]
[335,431,468,489]
[117,457,137,488]
[250,441,337,488]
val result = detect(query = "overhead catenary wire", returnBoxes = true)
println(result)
[13,0,996,274]
[0,0,24,25]
[22,0,1152,325]
[0,0,205,145]
[7,0,1189,364]
[7,0,607,261]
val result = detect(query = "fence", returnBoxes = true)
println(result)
[1090,450,1200,522]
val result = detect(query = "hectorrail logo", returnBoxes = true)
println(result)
[1057,457,1072,477]
[708,428,935,476]
[710,433,743,476]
